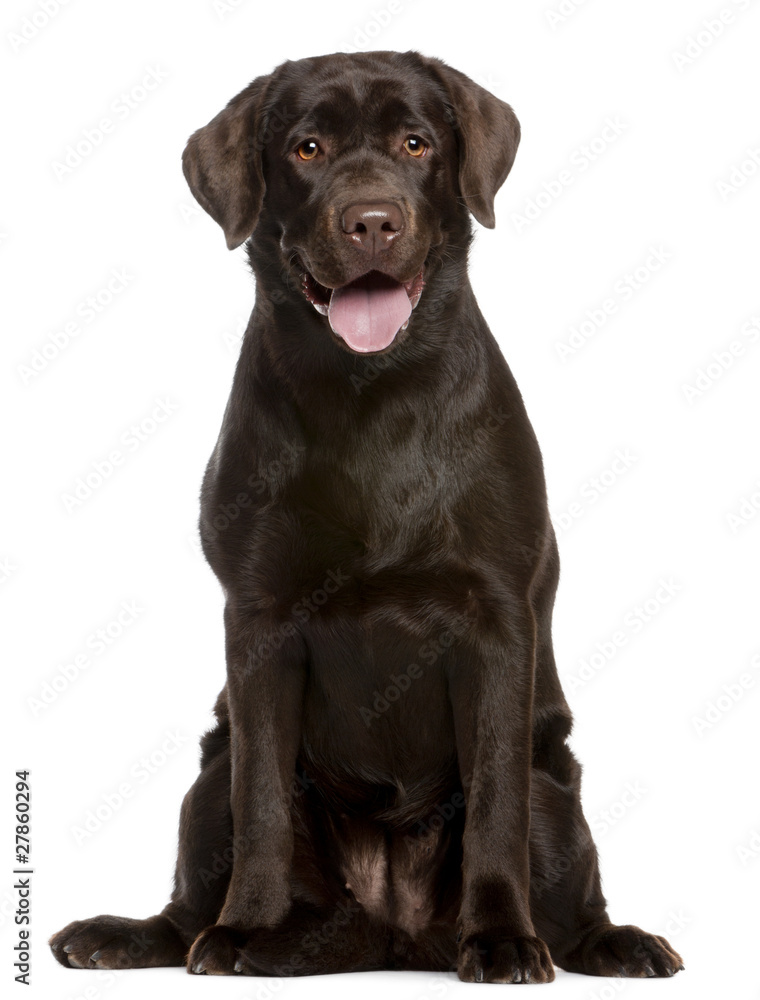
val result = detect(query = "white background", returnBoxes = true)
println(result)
[2,0,759,997]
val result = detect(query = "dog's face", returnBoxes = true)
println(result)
[183,52,520,354]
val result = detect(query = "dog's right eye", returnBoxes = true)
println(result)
[296,140,321,161]
[403,135,428,157]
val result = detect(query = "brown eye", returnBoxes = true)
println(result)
[403,135,428,157]
[296,139,320,160]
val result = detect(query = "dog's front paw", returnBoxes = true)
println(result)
[187,924,244,975]
[458,930,555,984]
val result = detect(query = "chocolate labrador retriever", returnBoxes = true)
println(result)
[50,51,683,983]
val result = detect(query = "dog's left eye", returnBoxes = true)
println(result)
[403,135,428,157]
[296,140,321,160]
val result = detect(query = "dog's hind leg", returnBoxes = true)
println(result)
[527,529,683,978]
[160,715,234,945]
[528,545,683,977]
[528,762,684,978]
[50,713,234,970]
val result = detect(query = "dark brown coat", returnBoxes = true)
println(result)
[50,51,683,983]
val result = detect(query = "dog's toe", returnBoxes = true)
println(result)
[187,925,243,976]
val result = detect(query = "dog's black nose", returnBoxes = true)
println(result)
[341,202,403,252]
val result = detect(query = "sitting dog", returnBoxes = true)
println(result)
[50,51,683,983]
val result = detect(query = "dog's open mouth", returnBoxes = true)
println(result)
[300,267,425,353]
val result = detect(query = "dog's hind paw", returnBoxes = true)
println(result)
[564,923,684,978]
[49,914,186,970]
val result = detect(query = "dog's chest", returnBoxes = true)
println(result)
[306,448,464,548]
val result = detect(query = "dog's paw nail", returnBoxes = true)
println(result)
[475,966,483,982]
[90,950,102,962]
[234,959,244,973]
[679,964,685,971]
[644,964,656,977]
[511,969,521,983]
[63,944,73,953]
[192,962,205,975]
[524,969,531,983]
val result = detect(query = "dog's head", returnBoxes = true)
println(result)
[183,52,520,355]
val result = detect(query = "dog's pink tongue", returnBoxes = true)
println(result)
[328,273,411,353]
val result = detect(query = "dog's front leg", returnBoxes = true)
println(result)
[188,606,306,975]
[449,608,554,985]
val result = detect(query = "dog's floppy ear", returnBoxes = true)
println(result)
[423,58,520,228]
[182,74,272,250]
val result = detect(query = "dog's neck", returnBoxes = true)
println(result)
[240,229,486,423]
